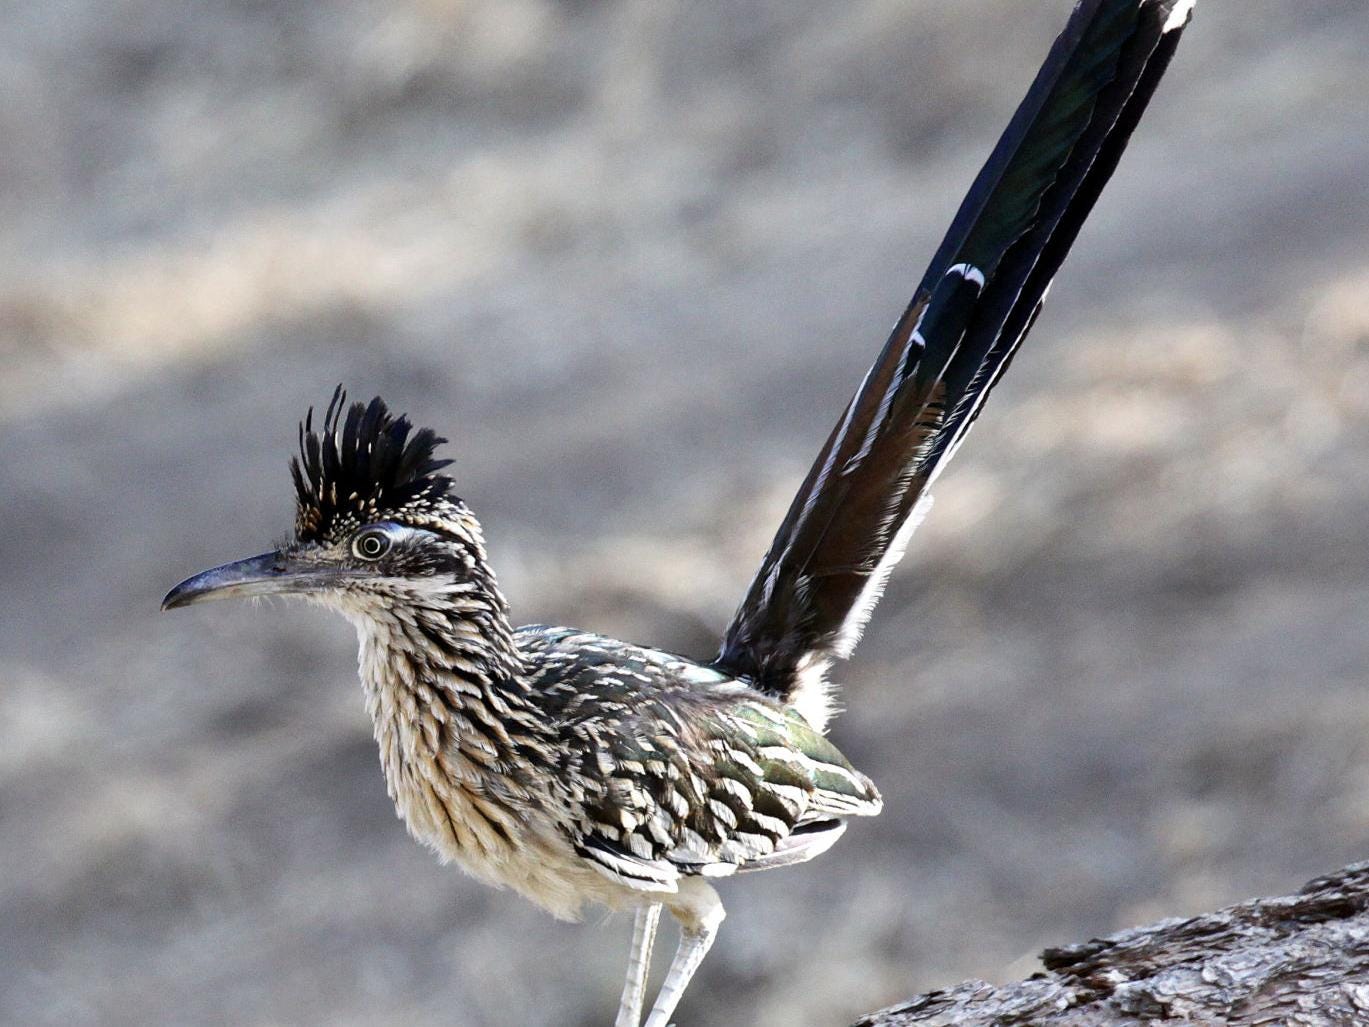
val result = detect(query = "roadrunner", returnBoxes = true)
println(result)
[163,1,1194,1022]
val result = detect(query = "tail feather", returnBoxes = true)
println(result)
[713,0,1195,718]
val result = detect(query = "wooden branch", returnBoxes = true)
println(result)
[856,862,1369,1026]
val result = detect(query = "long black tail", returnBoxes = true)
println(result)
[713,0,1195,711]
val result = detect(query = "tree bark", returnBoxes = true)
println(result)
[856,862,1369,1026]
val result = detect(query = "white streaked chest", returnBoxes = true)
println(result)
[350,617,623,919]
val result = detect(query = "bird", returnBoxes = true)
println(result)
[162,1,1195,1023]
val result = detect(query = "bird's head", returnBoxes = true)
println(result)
[163,388,495,623]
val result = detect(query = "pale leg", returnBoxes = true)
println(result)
[616,903,662,1027]
[642,884,725,1027]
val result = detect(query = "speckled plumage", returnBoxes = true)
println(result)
[326,570,881,922]
[278,395,880,938]
[259,393,884,1025]
[163,3,1194,1022]
[528,629,879,889]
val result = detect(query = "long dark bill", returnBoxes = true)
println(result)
[161,551,344,610]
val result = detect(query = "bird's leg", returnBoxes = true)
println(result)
[642,885,725,1027]
[615,902,662,1027]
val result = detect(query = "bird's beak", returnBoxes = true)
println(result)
[161,550,344,611]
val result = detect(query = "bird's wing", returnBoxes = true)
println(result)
[568,694,881,890]
[712,0,1195,709]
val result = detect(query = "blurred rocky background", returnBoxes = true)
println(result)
[3,1,1369,1024]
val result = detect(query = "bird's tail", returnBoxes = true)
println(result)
[712,0,1195,726]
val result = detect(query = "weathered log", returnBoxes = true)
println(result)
[857,862,1369,1026]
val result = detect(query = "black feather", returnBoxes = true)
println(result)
[714,0,1195,699]
[291,386,457,543]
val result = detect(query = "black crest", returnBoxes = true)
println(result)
[291,387,457,543]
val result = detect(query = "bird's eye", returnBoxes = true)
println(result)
[353,530,391,560]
